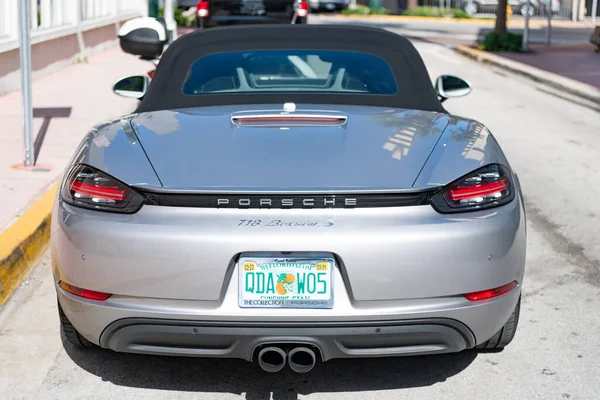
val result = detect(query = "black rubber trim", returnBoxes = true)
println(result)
[140,190,438,209]
[100,317,476,349]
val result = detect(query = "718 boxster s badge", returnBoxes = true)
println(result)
[52,25,526,374]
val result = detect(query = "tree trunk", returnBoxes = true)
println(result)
[495,0,508,36]
[407,0,418,9]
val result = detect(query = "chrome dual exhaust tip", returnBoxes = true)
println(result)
[288,347,316,374]
[257,346,287,373]
[257,346,317,373]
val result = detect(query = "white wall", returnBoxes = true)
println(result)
[0,0,147,95]
[0,0,147,53]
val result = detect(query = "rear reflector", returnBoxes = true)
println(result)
[464,281,517,301]
[59,281,112,301]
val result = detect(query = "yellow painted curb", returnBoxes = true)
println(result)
[0,183,57,306]
[455,44,495,63]
[330,13,493,24]
[328,14,558,28]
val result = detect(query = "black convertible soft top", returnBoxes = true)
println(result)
[136,24,447,114]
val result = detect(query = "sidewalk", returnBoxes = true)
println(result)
[0,46,149,305]
[328,13,597,29]
[499,43,599,89]
[454,43,600,110]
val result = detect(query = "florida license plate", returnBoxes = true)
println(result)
[238,256,334,308]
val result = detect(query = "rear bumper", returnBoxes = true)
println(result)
[57,282,521,358]
[99,318,475,361]
[52,192,526,358]
[200,16,295,27]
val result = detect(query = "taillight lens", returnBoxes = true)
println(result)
[197,1,209,17]
[60,164,144,213]
[297,1,309,17]
[147,69,155,79]
[430,164,514,213]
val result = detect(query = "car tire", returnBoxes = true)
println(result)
[519,3,535,16]
[58,300,95,348]
[463,1,479,15]
[476,296,521,349]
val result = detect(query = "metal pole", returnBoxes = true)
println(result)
[164,0,177,43]
[546,1,552,46]
[18,0,34,167]
[522,0,531,51]
[439,0,444,13]
[592,0,598,26]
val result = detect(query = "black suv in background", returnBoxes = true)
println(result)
[179,0,308,28]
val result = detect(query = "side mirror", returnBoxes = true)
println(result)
[435,75,472,103]
[112,75,149,99]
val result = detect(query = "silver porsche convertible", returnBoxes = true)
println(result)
[52,25,526,373]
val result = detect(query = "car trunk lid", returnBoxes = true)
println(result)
[131,105,449,192]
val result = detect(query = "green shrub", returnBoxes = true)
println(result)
[450,9,472,18]
[402,7,471,18]
[174,7,193,26]
[341,5,390,15]
[478,32,523,52]
[158,6,195,26]
[402,6,439,17]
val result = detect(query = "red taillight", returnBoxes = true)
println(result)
[430,164,515,213]
[449,178,508,201]
[59,281,112,301]
[197,1,209,18]
[147,69,155,79]
[464,281,518,301]
[60,164,144,213]
[297,1,309,17]
[70,181,125,201]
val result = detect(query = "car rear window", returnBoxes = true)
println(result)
[182,50,398,95]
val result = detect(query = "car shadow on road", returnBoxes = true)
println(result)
[64,344,478,399]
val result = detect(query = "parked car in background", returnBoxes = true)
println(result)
[459,0,560,16]
[177,0,202,7]
[176,0,309,27]
[308,0,350,12]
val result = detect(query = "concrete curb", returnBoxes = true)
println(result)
[0,183,57,307]
[326,14,595,29]
[453,45,600,110]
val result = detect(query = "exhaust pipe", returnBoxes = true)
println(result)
[288,347,317,373]
[258,347,287,373]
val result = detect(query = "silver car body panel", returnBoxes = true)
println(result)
[73,105,509,192]
[53,103,526,358]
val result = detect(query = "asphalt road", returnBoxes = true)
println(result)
[1,30,599,400]
[314,15,593,46]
